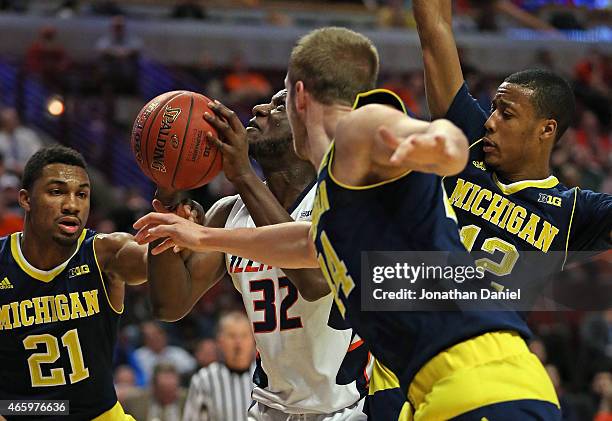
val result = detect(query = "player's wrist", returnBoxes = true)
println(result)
[229,170,259,188]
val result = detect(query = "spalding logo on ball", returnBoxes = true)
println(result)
[130,90,223,190]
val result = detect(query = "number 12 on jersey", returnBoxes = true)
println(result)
[249,277,303,333]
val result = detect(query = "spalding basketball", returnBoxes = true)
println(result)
[130,90,223,190]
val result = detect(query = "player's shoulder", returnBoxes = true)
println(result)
[207,194,240,228]
[0,234,11,256]
[90,231,134,262]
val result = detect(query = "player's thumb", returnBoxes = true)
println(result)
[152,199,170,214]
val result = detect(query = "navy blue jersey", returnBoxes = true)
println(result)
[312,135,531,394]
[444,83,612,294]
[0,230,121,420]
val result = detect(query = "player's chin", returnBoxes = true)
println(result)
[483,152,501,168]
[53,229,82,246]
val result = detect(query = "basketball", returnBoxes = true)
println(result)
[130,90,223,190]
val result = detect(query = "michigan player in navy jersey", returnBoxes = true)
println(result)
[143,90,373,420]
[134,27,564,420]
[412,0,611,299]
[0,146,151,420]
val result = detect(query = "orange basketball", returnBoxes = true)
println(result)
[130,91,223,190]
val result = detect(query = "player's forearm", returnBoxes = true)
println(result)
[146,242,194,321]
[232,172,294,226]
[413,0,464,118]
[201,222,319,269]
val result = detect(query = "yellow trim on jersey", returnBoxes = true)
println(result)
[92,401,135,421]
[408,331,559,420]
[369,360,413,421]
[92,234,124,315]
[441,182,458,223]
[327,146,412,190]
[492,173,559,195]
[352,88,408,114]
[10,230,88,283]
[561,187,579,270]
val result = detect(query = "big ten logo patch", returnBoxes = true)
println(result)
[69,265,90,279]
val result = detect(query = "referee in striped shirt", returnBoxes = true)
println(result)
[183,311,255,421]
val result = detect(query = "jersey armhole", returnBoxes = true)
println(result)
[92,234,124,315]
[561,187,579,270]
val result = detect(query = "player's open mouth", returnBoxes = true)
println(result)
[57,218,81,234]
[246,120,261,131]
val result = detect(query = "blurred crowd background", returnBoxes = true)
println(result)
[0,1,610,420]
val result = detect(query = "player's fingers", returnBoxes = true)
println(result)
[133,212,177,230]
[151,238,177,255]
[209,100,244,134]
[376,126,401,149]
[173,245,184,253]
[389,140,415,164]
[206,131,233,155]
[203,111,231,136]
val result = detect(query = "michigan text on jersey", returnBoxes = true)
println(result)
[0,289,100,330]
[449,178,560,252]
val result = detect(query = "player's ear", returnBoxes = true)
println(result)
[294,81,306,113]
[540,119,557,143]
[18,189,31,212]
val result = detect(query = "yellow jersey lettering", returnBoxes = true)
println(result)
[10,301,22,328]
[32,296,53,324]
[69,292,88,319]
[448,178,473,208]
[482,193,510,225]
[0,304,12,330]
[470,189,492,217]
[20,300,34,326]
[534,221,560,253]
[518,213,541,246]
[82,290,100,316]
[506,206,527,235]
[56,295,70,321]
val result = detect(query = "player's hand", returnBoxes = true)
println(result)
[378,119,468,175]
[133,212,210,255]
[203,100,256,183]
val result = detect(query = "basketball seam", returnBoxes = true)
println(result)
[171,94,195,189]
[143,91,185,185]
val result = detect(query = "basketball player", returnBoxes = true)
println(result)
[135,27,567,420]
[0,145,148,420]
[412,0,611,287]
[147,89,371,420]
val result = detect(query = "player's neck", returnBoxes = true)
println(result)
[262,162,316,209]
[20,224,78,271]
[496,163,551,183]
[309,105,351,169]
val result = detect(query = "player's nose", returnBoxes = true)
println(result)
[484,113,496,134]
[252,103,271,118]
[61,194,80,214]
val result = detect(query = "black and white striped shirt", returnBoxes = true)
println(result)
[182,361,253,421]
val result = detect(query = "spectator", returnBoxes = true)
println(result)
[96,15,142,95]
[546,364,579,421]
[529,337,548,364]
[123,363,187,421]
[0,154,22,236]
[182,312,254,421]
[114,365,140,405]
[55,0,80,19]
[171,0,207,20]
[25,26,70,92]
[580,310,612,386]
[134,321,197,384]
[193,338,218,370]
[593,370,612,421]
[0,108,43,176]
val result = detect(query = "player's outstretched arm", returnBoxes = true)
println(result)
[134,214,319,269]
[413,0,464,118]
[202,100,330,301]
[335,104,468,179]
[146,196,235,321]
[95,232,148,286]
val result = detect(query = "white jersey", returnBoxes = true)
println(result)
[225,184,369,415]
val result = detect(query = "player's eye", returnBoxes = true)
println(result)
[502,111,512,119]
[49,189,62,196]
[77,192,88,199]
